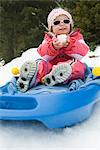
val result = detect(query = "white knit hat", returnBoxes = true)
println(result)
[47,8,73,31]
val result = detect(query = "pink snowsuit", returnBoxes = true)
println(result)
[34,29,89,85]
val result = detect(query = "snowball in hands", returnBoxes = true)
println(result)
[57,34,67,45]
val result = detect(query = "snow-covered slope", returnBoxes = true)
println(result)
[0,46,100,150]
[0,48,41,86]
[82,46,100,67]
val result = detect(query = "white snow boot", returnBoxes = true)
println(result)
[42,63,72,86]
[16,61,37,92]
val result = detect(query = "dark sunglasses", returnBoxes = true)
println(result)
[53,19,70,25]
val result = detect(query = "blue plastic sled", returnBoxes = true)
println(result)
[0,79,100,128]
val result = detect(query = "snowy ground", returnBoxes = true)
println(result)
[0,46,100,150]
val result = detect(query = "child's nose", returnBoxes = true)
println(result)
[60,20,64,25]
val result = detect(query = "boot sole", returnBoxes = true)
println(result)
[43,63,72,86]
[16,61,37,92]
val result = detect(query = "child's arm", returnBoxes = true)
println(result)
[64,32,90,60]
[37,35,59,61]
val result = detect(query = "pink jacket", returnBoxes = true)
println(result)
[37,29,89,65]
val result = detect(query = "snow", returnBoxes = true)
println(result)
[0,46,100,150]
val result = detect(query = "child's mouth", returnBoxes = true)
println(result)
[59,28,67,31]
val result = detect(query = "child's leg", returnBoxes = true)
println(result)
[70,59,86,81]
[34,60,53,85]
[42,59,86,86]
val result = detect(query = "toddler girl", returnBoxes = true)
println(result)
[17,8,89,92]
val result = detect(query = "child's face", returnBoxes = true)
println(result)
[52,15,71,35]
